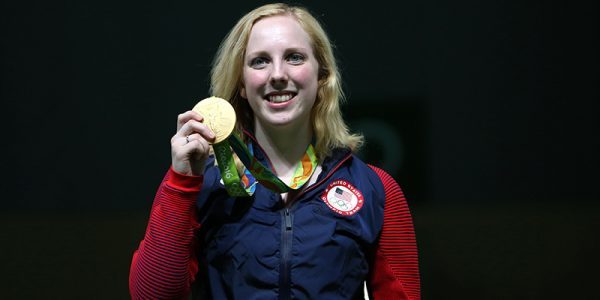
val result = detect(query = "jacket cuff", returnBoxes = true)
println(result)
[165,166,204,193]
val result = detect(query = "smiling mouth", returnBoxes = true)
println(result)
[265,93,296,103]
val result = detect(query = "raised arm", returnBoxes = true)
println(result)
[129,168,203,299]
[130,110,216,299]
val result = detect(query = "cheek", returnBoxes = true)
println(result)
[243,70,269,93]
[292,67,319,88]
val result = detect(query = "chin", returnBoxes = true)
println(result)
[260,115,302,128]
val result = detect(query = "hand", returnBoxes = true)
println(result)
[171,111,216,176]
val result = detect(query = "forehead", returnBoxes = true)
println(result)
[247,15,312,51]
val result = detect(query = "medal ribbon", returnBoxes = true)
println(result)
[212,132,318,197]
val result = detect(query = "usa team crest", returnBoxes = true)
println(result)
[321,180,364,216]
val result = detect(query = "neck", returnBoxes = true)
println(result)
[254,120,313,176]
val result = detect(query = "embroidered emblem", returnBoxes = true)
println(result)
[321,180,364,216]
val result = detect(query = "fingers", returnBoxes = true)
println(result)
[172,133,201,147]
[184,133,202,144]
[173,135,210,161]
[172,117,216,145]
[171,136,211,176]
[179,120,216,144]
[171,110,216,176]
[177,110,203,132]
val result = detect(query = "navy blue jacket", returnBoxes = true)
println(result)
[191,145,386,299]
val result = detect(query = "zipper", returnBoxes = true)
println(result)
[280,208,293,300]
[241,132,352,299]
[278,152,352,299]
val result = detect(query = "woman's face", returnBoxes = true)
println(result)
[241,15,319,131]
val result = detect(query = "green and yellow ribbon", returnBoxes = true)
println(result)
[212,133,317,197]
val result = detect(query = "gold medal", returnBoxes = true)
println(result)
[192,96,236,144]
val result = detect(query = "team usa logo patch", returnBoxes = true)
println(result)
[321,180,364,216]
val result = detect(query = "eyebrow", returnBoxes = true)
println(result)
[245,47,311,58]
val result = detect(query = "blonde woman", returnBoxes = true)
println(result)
[130,3,420,299]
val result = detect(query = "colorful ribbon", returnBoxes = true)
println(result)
[212,132,317,197]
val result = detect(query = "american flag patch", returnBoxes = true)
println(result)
[335,187,352,203]
[321,179,364,216]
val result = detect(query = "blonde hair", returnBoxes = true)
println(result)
[210,3,363,160]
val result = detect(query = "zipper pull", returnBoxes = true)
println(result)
[284,208,292,230]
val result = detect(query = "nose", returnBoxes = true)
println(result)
[270,60,288,89]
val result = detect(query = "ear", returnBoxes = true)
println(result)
[240,86,247,99]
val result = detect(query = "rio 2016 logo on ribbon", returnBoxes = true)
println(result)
[321,180,364,216]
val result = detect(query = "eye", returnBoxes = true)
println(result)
[250,57,269,69]
[286,53,305,65]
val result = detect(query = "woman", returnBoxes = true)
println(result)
[130,3,420,299]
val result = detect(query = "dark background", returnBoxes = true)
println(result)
[1,0,598,298]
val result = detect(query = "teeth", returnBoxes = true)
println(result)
[268,94,293,103]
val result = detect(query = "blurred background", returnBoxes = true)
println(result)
[1,0,598,298]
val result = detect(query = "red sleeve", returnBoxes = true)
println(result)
[129,166,204,300]
[367,165,421,300]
